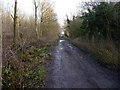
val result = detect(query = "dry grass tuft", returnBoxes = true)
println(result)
[72,38,119,66]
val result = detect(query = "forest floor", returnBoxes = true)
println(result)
[46,38,120,88]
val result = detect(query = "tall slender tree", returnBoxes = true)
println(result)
[13,0,17,45]
[33,0,39,39]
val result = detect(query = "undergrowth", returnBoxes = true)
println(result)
[2,44,52,88]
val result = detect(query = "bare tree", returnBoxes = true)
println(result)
[33,0,39,39]
[12,0,18,46]
[38,1,54,37]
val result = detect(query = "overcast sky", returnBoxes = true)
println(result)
[50,0,84,26]
[1,0,96,26]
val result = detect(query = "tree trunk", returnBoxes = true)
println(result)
[13,0,17,45]
[35,2,39,39]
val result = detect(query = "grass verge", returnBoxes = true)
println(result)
[70,37,119,70]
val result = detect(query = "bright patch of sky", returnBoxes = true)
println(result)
[50,0,84,26]
[1,0,34,16]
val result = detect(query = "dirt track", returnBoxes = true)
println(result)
[46,38,120,88]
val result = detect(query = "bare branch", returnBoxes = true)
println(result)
[11,14,14,20]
